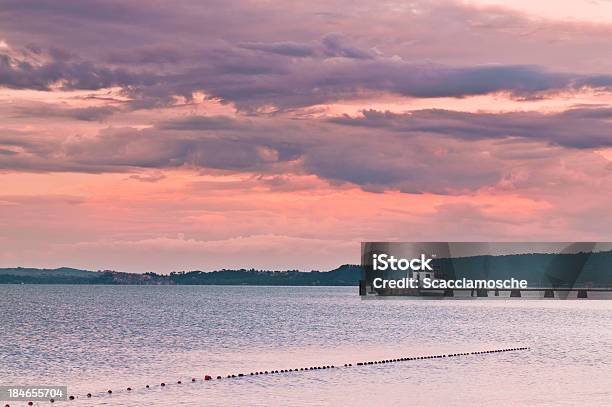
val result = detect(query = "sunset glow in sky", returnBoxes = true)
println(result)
[2,0,612,272]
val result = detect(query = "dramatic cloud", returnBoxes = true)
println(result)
[5,42,612,110]
[2,0,612,270]
[2,106,612,195]
[9,102,119,121]
[329,107,612,149]
[4,0,612,110]
[0,48,147,90]
[238,41,318,58]
[162,56,612,111]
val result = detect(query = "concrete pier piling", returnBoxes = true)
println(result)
[359,280,367,296]
[476,289,488,297]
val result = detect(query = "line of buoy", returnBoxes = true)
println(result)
[354,347,529,365]
[12,347,528,405]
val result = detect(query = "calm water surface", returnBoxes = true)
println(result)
[1,285,611,406]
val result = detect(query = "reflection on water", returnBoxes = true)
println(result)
[1,286,611,406]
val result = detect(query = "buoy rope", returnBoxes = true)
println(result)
[5,347,529,406]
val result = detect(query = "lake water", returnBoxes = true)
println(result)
[1,285,611,406]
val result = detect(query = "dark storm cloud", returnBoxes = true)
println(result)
[320,33,374,59]
[141,40,612,109]
[9,103,119,121]
[107,46,183,64]
[52,126,303,173]
[238,34,374,60]
[328,107,612,149]
[239,41,317,57]
[0,0,163,23]
[3,0,612,111]
[2,105,610,193]
[25,122,494,194]
[5,42,612,110]
[0,50,150,90]
[129,55,612,111]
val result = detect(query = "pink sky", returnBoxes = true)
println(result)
[1,0,612,272]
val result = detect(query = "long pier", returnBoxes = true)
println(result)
[455,287,612,298]
[359,280,612,298]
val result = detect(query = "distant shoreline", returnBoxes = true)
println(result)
[4,249,612,287]
[0,265,362,286]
